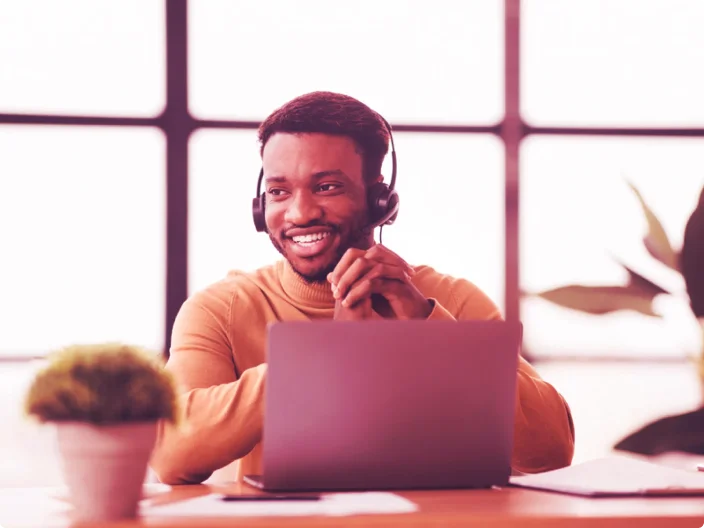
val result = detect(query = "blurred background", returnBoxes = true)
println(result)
[1,0,703,486]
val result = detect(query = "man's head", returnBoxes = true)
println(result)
[257,91,390,282]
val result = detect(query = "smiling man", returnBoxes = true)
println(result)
[150,91,575,485]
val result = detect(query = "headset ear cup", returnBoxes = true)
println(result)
[366,182,387,226]
[385,188,400,225]
[367,182,399,228]
[252,195,267,232]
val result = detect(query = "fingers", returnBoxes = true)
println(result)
[340,274,375,307]
[335,259,410,302]
[365,244,414,274]
[332,256,375,301]
[334,297,372,321]
[328,245,414,293]
[341,263,410,307]
[327,249,364,286]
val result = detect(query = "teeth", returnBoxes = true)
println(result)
[292,232,329,244]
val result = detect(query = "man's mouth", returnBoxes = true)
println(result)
[291,232,330,244]
[287,231,335,258]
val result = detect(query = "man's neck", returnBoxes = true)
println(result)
[279,260,335,308]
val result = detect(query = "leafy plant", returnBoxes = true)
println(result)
[24,343,178,425]
[524,179,696,320]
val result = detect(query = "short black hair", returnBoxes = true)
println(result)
[258,91,390,184]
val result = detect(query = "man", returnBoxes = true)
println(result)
[150,91,575,485]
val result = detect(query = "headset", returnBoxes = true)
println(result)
[252,117,399,237]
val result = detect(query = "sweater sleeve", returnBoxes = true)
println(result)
[150,288,266,485]
[426,282,575,474]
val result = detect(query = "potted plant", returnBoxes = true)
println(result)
[524,181,704,382]
[524,182,704,456]
[24,343,178,522]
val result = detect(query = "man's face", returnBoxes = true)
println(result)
[262,132,373,282]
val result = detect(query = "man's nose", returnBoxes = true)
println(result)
[284,191,323,225]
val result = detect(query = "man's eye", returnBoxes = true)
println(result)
[318,183,340,192]
[267,188,286,196]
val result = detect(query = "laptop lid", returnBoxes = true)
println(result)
[260,319,522,491]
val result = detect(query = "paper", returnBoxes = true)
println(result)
[51,482,172,504]
[145,492,418,517]
[509,455,704,497]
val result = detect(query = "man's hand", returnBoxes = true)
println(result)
[333,297,372,320]
[328,245,432,320]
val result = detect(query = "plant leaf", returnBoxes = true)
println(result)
[608,254,672,296]
[626,179,679,272]
[624,265,671,296]
[529,284,661,317]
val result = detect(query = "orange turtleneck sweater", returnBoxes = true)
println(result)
[150,260,575,485]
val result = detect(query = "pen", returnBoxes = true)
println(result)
[221,494,322,501]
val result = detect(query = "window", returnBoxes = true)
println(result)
[189,130,505,312]
[522,0,704,127]
[520,136,704,359]
[0,0,165,116]
[0,126,166,356]
[188,129,278,291]
[3,1,702,360]
[188,0,504,124]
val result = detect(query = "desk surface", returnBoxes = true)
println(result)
[1,483,704,528]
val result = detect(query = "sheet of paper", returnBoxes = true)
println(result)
[509,455,704,497]
[145,492,418,517]
[51,482,172,503]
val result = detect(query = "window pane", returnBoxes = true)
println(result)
[0,126,165,356]
[520,136,704,359]
[189,129,278,290]
[522,0,704,127]
[380,134,505,312]
[189,130,504,312]
[188,0,503,124]
[0,0,165,116]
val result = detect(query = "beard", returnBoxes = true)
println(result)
[269,220,373,283]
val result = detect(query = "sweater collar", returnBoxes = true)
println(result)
[279,259,336,308]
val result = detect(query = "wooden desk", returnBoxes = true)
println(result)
[1,483,704,528]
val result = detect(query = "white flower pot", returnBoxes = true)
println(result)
[55,421,157,522]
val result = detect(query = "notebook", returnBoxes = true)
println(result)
[508,456,704,497]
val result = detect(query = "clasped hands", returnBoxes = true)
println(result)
[328,244,432,321]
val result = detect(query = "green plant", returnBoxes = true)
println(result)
[24,343,178,425]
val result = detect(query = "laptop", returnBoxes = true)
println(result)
[244,319,522,492]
